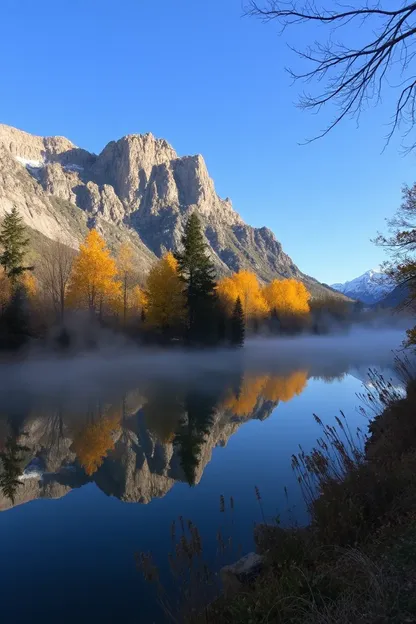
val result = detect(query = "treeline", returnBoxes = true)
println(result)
[0,207,355,351]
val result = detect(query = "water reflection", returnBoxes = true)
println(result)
[0,365,393,509]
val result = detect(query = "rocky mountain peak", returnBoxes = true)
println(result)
[0,123,346,298]
[0,123,93,169]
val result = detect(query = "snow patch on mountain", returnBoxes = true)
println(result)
[331,268,395,304]
[15,155,44,168]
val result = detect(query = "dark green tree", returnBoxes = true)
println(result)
[0,286,31,349]
[0,435,29,504]
[174,391,216,486]
[0,207,31,287]
[175,213,216,344]
[230,296,245,347]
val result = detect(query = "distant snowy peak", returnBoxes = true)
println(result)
[331,268,395,304]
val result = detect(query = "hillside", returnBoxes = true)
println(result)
[0,124,345,298]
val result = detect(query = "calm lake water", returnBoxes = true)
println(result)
[0,331,407,623]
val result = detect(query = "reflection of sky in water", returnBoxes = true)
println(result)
[0,335,408,623]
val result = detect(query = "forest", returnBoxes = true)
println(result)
[0,207,363,352]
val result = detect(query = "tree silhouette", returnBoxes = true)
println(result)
[175,213,217,343]
[0,435,29,504]
[231,296,245,347]
[247,1,416,150]
[174,391,216,486]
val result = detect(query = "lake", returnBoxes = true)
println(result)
[0,330,407,623]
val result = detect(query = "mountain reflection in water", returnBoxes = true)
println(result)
[0,367,341,510]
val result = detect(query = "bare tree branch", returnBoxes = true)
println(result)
[246,1,416,148]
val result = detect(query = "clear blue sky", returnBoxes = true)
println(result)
[1,0,415,284]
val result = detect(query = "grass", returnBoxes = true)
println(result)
[139,358,416,623]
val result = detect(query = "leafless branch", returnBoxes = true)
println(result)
[246,1,416,148]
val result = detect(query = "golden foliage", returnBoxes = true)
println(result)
[131,285,148,314]
[263,371,308,402]
[217,270,269,320]
[67,230,121,313]
[223,370,308,416]
[222,375,269,416]
[263,278,311,317]
[21,272,38,300]
[71,413,121,476]
[145,252,186,330]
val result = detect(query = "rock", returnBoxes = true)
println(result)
[0,123,349,298]
[220,552,264,596]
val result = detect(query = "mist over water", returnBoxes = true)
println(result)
[0,327,408,409]
[0,327,410,624]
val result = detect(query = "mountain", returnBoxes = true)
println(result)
[0,124,344,298]
[0,388,279,511]
[331,268,395,304]
[377,283,411,308]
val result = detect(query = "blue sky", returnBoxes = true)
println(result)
[1,0,415,284]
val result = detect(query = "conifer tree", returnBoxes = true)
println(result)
[231,296,245,347]
[174,391,215,486]
[175,213,216,343]
[0,436,29,503]
[0,207,30,287]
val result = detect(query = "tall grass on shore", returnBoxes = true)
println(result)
[138,361,416,623]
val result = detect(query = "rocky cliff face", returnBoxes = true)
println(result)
[0,390,279,511]
[0,124,339,296]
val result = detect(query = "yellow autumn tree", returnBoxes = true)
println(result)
[223,370,308,416]
[263,278,311,318]
[145,252,186,334]
[67,230,121,315]
[71,412,121,476]
[222,375,269,417]
[21,271,38,300]
[263,371,308,402]
[217,270,269,322]
[131,285,148,316]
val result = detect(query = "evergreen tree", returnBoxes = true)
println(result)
[0,207,30,287]
[175,213,216,343]
[0,435,29,504]
[230,296,245,347]
[0,286,31,350]
[173,391,216,486]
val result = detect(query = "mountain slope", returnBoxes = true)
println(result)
[377,283,411,308]
[0,124,343,298]
[331,268,394,304]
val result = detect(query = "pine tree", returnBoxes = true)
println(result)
[0,436,29,503]
[174,391,215,486]
[0,207,30,287]
[1,286,31,349]
[175,213,216,343]
[230,296,245,347]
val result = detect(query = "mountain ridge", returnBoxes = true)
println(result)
[0,123,346,298]
[331,268,394,304]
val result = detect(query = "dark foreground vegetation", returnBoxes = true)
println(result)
[207,363,416,623]
[139,360,416,623]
